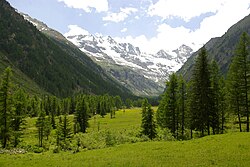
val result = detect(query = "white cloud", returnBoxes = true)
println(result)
[121,28,128,33]
[117,0,250,53]
[103,7,138,23]
[64,25,89,37]
[58,0,108,13]
[148,0,241,22]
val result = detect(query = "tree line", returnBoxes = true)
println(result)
[0,68,144,149]
[141,32,250,140]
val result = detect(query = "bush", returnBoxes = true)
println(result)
[33,146,44,153]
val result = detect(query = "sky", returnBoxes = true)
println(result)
[7,0,250,53]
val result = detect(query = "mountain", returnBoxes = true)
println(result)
[0,0,133,98]
[179,14,250,79]
[64,27,193,96]
[21,12,193,96]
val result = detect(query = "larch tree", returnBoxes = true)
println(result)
[0,67,13,148]
[189,47,213,136]
[227,32,250,132]
[12,88,27,147]
[141,99,156,140]
[75,98,89,133]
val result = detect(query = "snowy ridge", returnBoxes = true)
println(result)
[65,29,193,86]
[21,12,193,95]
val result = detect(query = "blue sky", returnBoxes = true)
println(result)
[7,0,250,53]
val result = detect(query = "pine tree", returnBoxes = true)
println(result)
[44,117,52,140]
[189,47,213,136]
[12,88,27,147]
[36,110,46,147]
[0,67,13,148]
[227,32,250,132]
[75,99,89,133]
[178,75,186,139]
[141,99,156,140]
[156,73,179,138]
[210,61,221,134]
[56,114,72,149]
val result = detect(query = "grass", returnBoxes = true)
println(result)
[1,133,250,166]
[1,107,249,166]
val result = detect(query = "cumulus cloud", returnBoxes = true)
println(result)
[64,25,89,37]
[58,0,108,13]
[148,0,222,22]
[117,0,250,53]
[103,7,138,23]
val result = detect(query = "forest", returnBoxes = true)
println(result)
[0,32,249,154]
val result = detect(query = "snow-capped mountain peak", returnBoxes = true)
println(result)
[64,31,193,86]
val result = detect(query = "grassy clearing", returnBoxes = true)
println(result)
[1,132,250,166]
[1,107,249,166]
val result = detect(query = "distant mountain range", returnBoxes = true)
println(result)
[2,0,249,98]
[65,30,193,96]
[21,12,193,96]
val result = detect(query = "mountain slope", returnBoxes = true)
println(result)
[179,14,250,79]
[0,51,46,95]
[21,12,193,96]
[0,0,132,98]
[64,27,193,96]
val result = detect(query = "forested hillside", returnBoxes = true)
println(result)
[0,0,132,98]
[179,14,250,79]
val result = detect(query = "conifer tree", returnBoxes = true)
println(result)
[227,32,250,132]
[189,47,213,136]
[12,88,27,147]
[56,114,72,149]
[75,99,89,133]
[0,67,13,148]
[210,61,221,134]
[36,110,46,147]
[157,73,180,138]
[141,99,156,140]
[178,75,186,139]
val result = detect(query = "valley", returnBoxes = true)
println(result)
[1,0,250,167]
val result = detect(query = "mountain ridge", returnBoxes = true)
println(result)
[0,0,133,98]
[178,13,250,79]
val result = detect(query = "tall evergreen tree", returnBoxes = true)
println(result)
[178,75,186,139]
[210,61,221,134]
[0,67,13,148]
[157,73,179,137]
[56,114,72,149]
[189,47,213,136]
[12,88,27,147]
[36,110,46,147]
[141,99,156,140]
[75,99,89,133]
[227,32,250,132]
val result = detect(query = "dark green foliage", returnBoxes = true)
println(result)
[75,98,89,133]
[157,73,187,139]
[114,96,123,110]
[210,61,225,134]
[125,98,133,109]
[56,114,72,150]
[0,67,12,148]
[189,47,213,136]
[227,32,250,132]
[178,76,187,139]
[141,99,156,140]
[36,110,46,147]
[12,88,27,147]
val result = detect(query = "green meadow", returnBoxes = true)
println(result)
[0,107,250,167]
